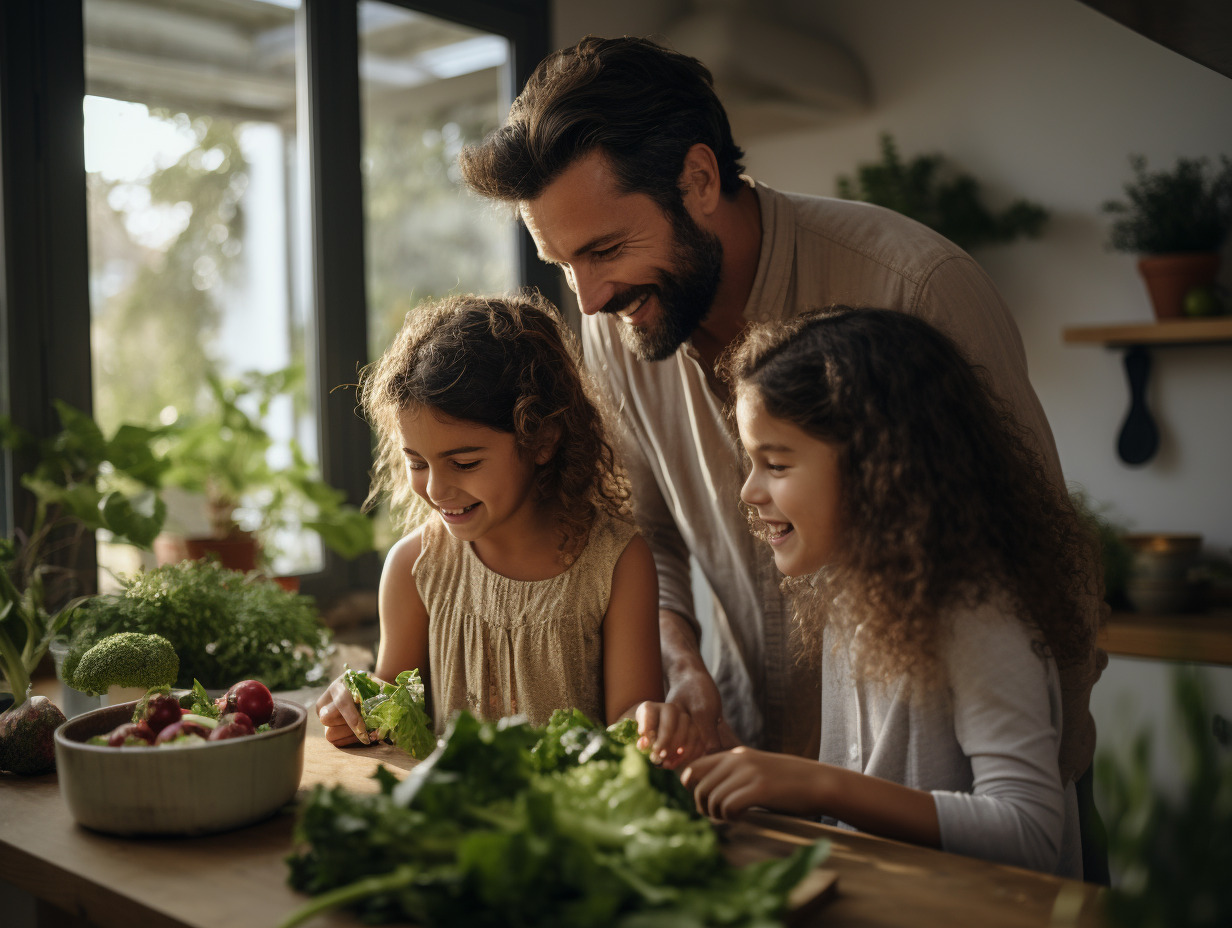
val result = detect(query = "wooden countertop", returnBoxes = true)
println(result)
[1101,608,1232,665]
[1,719,1105,928]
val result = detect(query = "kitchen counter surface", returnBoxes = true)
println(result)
[1,709,1107,928]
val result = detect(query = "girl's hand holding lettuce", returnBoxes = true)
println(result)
[340,667,435,760]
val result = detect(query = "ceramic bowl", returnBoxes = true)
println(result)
[54,696,306,836]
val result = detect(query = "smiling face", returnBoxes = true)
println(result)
[736,390,843,577]
[520,150,722,362]
[398,406,543,549]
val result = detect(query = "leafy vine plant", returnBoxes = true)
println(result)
[835,133,1049,251]
[0,404,167,707]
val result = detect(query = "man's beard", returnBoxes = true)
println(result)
[600,207,723,362]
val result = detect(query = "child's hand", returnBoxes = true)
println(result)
[635,701,704,769]
[680,747,823,821]
[315,674,379,747]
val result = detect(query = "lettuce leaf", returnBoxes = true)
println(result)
[351,667,435,760]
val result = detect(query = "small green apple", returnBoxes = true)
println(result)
[1182,285,1222,318]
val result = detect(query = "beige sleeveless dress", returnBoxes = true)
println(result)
[413,509,639,731]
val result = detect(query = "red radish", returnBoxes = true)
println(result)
[141,693,182,733]
[155,720,211,745]
[218,680,274,726]
[107,721,155,746]
[209,712,256,741]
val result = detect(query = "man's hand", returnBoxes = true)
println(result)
[635,701,703,769]
[660,609,740,755]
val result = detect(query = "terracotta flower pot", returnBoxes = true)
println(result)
[155,531,261,572]
[1136,252,1220,320]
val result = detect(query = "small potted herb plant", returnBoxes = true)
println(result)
[154,366,374,578]
[1102,154,1232,319]
[835,133,1050,251]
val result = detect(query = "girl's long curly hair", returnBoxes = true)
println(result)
[359,291,631,562]
[719,307,1098,687]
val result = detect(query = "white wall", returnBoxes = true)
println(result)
[555,0,1232,557]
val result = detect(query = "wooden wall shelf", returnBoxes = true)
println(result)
[1064,317,1232,346]
[1100,608,1232,666]
[1063,317,1232,464]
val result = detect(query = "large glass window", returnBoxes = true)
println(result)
[83,0,315,576]
[358,3,518,363]
[2,0,549,597]
[357,3,519,549]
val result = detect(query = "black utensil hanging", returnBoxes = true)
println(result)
[1116,346,1159,465]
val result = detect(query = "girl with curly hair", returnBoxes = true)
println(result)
[682,307,1098,878]
[316,293,692,762]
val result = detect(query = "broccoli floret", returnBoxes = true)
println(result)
[68,632,180,697]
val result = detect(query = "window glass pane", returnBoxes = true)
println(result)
[83,0,321,579]
[358,3,518,361]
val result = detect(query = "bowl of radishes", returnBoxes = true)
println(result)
[54,679,307,836]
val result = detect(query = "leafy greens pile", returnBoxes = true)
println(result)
[343,666,435,759]
[282,709,829,928]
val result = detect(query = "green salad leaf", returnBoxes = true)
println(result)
[363,669,435,760]
[282,709,830,928]
[187,679,220,719]
[343,667,436,760]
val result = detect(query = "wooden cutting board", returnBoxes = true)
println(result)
[719,818,840,922]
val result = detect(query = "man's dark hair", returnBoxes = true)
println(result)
[459,35,746,213]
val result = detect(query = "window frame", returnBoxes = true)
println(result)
[0,0,556,602]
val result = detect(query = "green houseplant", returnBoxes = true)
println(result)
[155,366,374,574]
[1102,154,1232,319]
[60,558,334,692]
[1069,487,1134,607]
[1095,666,1232,927]
[835,133,1049,252]
[0,403,167,707]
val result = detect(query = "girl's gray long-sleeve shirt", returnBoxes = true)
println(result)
[819,599,1082,879]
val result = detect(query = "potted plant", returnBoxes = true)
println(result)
[59,558,334,693]
[835,133,1050,251]
[0,402,167,709]
[153,366,374,578]
[1102,154,1232,319]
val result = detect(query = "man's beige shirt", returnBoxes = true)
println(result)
[580,181,1105,780]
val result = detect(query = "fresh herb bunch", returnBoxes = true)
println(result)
[836,133,1049,251]
[61,559,331,691]
[1103,154,1232,254]
[283,710,829,928]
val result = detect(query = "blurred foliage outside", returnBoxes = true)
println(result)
[361,100,515,361]
[89,109,250,436]
[87,82,516,563]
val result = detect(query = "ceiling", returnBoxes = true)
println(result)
[1078,0,1232,80]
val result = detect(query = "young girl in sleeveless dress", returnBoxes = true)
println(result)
[681,308,1098,879]
[317,293,693,763]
